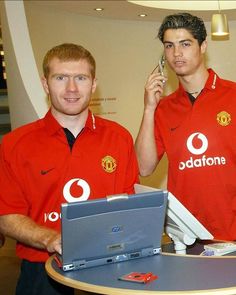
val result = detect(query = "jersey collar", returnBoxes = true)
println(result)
[204,68,218,91]
[44,109,97,136]
[178,68,219,97]
[85,110,97,132]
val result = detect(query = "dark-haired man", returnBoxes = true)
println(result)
[136,13,236,241]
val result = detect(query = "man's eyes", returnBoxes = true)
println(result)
[55,75,87,81]
[164,42,191,49]
[75,75,87,81]
[165,44,173,49]
[56,76,66,80]
[181,42,191,47]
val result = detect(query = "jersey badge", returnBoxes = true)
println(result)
[102,155,117,173]
[217,111,231,126]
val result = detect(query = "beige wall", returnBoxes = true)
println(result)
[24,3,164,135]
[5,1,236,188]
[0,1,48,128]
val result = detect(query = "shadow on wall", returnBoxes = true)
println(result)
[140,154,168,189]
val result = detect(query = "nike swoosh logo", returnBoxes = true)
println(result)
[40,168,55,175]
[170,126,179,131]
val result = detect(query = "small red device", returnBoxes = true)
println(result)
[119,272,158,284]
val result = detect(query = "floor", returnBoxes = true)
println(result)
[0,238,21,295]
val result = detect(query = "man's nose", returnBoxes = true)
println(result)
[66,78,77,91]
[174,46,182,57]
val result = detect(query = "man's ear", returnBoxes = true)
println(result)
[41,76,49,94]
[92,78,97,94]
[200,40,207,54]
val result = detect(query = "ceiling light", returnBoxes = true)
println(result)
[211,14,229,36]
[211,0,229,37]
[94,8,104,12]
[139,14,147,17]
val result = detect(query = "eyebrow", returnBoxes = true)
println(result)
[51,73,90,78]
[163,39,193,45]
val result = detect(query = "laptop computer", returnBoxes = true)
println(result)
[59,190,168,271]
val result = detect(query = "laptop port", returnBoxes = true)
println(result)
[106,258,113,263]
[79,263,85,267]
[130,252,140,258]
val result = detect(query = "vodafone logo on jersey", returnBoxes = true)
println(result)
[44,178,91,223]
[63,178,90,202]
[179,132,226,170]
[186,133,208,155]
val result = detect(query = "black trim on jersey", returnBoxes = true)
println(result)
[63,128,84,150]
[187,92,196,105]
[187,90,203,104]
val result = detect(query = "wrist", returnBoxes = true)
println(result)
[144,105,156,115]
[40,228,58,249]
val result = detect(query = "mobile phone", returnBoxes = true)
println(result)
[151,54,166,83]
[158,54,165,77]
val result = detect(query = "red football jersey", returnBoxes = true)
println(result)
[155,69,236,240]
[0,111,139,261]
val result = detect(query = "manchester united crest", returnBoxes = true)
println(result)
[102,156,117,173]
[217,111,231,126]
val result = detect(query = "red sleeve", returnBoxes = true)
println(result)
[0,142,29,216]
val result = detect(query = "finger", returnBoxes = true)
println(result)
[147,71,167,84]
[151,60,165,75]
[147,78,165,90]
[54,243,62,255]
[151,64,160,75]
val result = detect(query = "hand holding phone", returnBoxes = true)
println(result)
[144,54,167,110]
[152,55,166,83]
[158,55,165,77]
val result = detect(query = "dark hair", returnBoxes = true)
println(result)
[158,13,207,45]
[43,43,96,79]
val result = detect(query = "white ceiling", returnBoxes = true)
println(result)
[29,0,236,22]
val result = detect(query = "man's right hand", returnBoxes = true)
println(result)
[46,232,62,255]
[135,67,167,176]
[0,214,62,255]
[144,70,167,111]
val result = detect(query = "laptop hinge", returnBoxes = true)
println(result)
[106,194,128,202]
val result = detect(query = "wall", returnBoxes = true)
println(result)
[4,1,236,188]
[0,1,48,128]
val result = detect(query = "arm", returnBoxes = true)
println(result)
[0,214,61,254]
[135,70,166,176]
